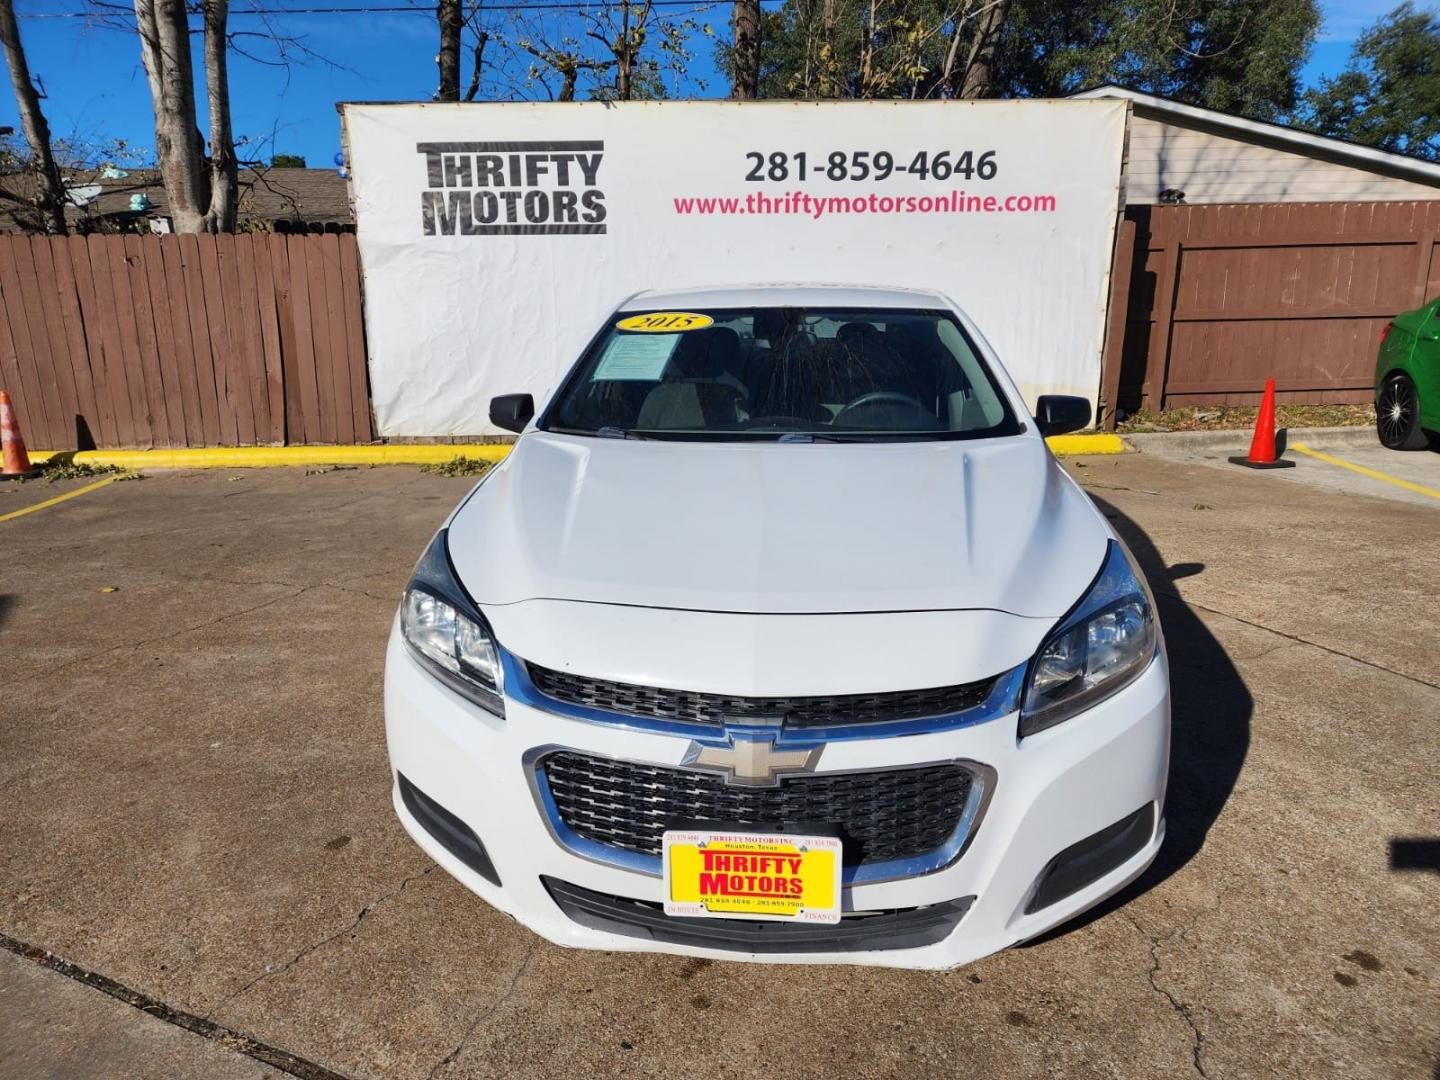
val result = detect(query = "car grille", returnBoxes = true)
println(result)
[525,663,995,729]
[541,751,974,867]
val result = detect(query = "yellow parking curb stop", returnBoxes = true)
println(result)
[27,445,513,470]
[1045,433,1127,456]
[28,437,1122,468]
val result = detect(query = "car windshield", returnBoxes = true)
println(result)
[541,306,1022,441]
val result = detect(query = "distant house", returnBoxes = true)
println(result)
[0,166,353,234]
[1073,85,1440,205]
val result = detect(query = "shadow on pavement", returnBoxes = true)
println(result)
[1390,838,1440,874]
[1025,493,1253,941]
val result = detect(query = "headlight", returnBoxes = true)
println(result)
[400,529,504,716]
[1020,540,1157,737]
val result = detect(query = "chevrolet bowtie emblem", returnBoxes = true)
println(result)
[683,734,822,787]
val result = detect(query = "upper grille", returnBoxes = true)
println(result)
[525,663,995,730]
[542,751,974,867]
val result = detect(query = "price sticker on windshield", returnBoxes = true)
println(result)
[615,312,714,333]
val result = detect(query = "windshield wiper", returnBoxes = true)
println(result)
[776,431,952,443]
[547,425,652,440]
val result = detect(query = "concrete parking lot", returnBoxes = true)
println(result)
[1,450,1436,1079]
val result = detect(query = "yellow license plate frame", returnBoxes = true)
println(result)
[662,829,843,924]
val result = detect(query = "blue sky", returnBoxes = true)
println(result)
[0,1,1403,169]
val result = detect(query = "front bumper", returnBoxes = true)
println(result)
[383,622,1170,970]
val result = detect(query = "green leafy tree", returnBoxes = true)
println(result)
[721,0,1319,120]
[270,153,307,168]
[1297,3,1440,161]
[994,0,1319,118]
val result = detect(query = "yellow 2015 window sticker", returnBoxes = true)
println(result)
[615,312,714,333]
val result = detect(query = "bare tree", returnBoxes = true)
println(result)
[131,0,236,233]
[517,32,611,101]
[134,0,210,232]
[609,0,650,99]
[203,0,237,231]
[464,29,490,101]
[437,0,462,100]
[0,0,66,233]
[504,0,701,101]
[731,0,760,98]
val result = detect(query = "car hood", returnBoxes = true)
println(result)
[447,431,1110,619]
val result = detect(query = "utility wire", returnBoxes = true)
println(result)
[21,1,766,15]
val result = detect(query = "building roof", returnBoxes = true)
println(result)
[0,166,353,233]
[1071,85,1440,189]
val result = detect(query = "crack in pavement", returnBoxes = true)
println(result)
[32,578,400,681]
[0,930,350,1080]
[1123,912,1207,1078]
[206,864,437,1021]
[1154,588,1440,693]
[38,586,317,678]
[177,575,398,605]
[426,940,543,1079]
[1166,639,1301,669]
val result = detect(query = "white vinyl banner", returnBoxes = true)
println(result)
[342,100,1127,436]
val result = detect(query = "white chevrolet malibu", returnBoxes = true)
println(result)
[385,285,1169,970]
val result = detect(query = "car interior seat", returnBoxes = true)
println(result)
[636,328,747,429]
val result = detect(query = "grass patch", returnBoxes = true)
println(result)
[419,455,493,478]
[1118,403,1375,434]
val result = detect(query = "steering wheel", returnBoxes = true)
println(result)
[833,390,929,424]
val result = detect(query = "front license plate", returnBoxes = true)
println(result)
[662,830,843,924]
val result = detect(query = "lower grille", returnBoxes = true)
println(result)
[543,876,974,954]
[541,751,974,867]
[525,662,995,730]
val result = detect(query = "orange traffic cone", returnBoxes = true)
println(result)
[1,390,42,480]
[1228,378,1295,470]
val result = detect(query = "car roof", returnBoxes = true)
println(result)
[618,284,949,311]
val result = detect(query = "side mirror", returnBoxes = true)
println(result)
[1034,395,1092,437]
[489,393,535,434]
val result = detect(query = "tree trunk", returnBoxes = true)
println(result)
[939,0,975,98]
[731,0,760,99]
[819,0,837,97]
[958,0,1008,99]
[437,0,461,101]
[615,1,632,100]
[134,0,209,234]
[858,0,877,96]
[464,30,488,101]
[0,0,65,234]
[202,0,236,233]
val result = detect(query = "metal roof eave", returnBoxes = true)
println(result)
[1072,85,1440,190]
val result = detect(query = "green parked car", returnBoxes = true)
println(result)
[1376,297,1439,450]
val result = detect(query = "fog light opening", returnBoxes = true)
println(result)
[398,773,502,887]
[1024,804,1154,915]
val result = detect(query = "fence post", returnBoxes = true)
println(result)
[1099,217,1136,431]
[1144,237,1183,414]
[1411,230,1436,308]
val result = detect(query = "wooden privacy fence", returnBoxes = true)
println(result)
[1101,200,1440,427]
[0,233,372,450]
